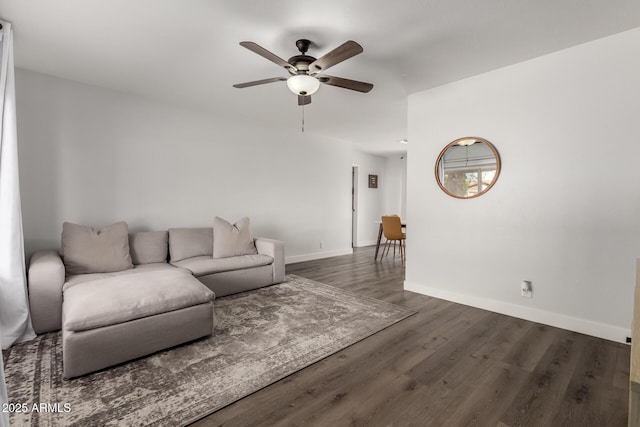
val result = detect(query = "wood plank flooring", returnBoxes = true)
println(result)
[192,246,630,426]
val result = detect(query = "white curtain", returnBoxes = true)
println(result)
[0,20,35,427]
[0,21,35,346]
[0,20,34,425]
[0,349,7,427]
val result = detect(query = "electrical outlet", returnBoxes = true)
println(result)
[521,280,532,298]
[320,240,325,249]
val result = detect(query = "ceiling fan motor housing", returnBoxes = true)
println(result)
[288,40,317,74]
[288,55,316,73]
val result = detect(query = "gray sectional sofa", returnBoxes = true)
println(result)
[28,220,285,378]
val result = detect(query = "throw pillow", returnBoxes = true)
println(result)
[213,216,258,259]
[129,231,169,265]
[61,221,133,275]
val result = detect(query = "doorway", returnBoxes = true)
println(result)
[352,165,359,248]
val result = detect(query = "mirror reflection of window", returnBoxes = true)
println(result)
[435,137,500,199]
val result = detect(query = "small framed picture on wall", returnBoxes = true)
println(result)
[368,174,378,188]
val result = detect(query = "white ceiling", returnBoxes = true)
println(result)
[1,0,640,155]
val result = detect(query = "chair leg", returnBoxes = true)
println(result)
[380,240,390,261]
[380,239,407,263]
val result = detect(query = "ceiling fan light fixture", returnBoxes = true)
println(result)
[456,138,478,146]
[287,74,320,96]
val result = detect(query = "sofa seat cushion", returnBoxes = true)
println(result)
[63,269,214,332]
[171,254,273,277]
[63,263,183,291]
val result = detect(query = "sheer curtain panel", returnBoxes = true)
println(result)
[0,20,35,350]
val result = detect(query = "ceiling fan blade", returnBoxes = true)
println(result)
[298,95,311,106]
[309,41,363,74]
[239,41,296,72]
[317,75,373,93]
[233,77,287,88]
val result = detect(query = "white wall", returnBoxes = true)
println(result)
[383,155,407,219]
[16,69,356,263]
[351,150,386,247]
[406,28,640,342]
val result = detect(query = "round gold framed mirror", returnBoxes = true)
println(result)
[435,137,501,199]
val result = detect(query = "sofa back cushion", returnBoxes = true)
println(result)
[129,231,168,265]
[61,221,133,275]
[213,216,258,258]
[169,228,213,262]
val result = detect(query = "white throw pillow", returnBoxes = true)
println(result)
[61,221,133,275]
[213,216,258,259]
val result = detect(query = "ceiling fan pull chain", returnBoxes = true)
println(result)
[302,105,305,133]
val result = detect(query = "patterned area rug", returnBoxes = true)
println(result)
[3,275,414,426]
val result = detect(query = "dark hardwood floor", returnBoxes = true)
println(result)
[192,246,630,426]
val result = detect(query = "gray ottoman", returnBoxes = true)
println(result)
[62,269,214,378]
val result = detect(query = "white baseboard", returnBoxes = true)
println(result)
[355,239,377,247]
[286,248,354,264]
[404,280,630,344]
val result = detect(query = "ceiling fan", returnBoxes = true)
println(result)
[233,39,373,106]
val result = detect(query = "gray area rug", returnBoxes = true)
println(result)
[3,275,414,426]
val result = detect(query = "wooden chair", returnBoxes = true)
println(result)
[380,215,406,263]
